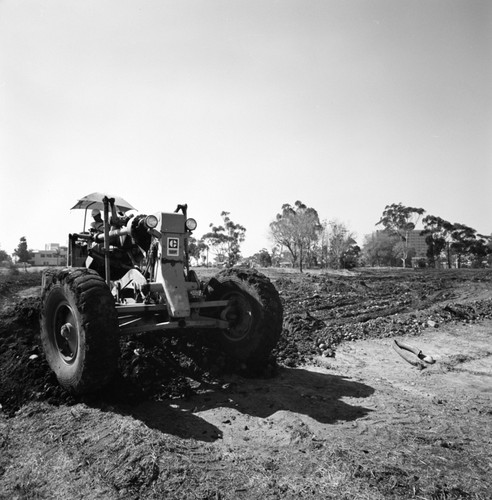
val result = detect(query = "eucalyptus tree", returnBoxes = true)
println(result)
[450,223,486,268]
[270,201,322,272]
[202,212,246,267]
[376,203,425,267]
[323,220,359,269]
[421,215,454,268]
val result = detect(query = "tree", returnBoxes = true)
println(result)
[486,235,492,267]
[376,203,425,267]
[243,249,273,268]
[450,224,484,268]
[254,249,273,267]
[469,236,490,268]
[270,246,284,267]
[421,215,454,268]
[341,238,361,269]
[53,247,61,266]
[269,201,322,272]
[187,236,208,266]
[14,237,33,270]
[0,249,12,266]
[322,220,359,269]
[361,232,401,267]
[202,212,246,267]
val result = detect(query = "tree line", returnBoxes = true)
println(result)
[368,203,491,269]
[190,201,365,270]
[188,202,362,271]
[259,201,489,271]
[2,202,491,271]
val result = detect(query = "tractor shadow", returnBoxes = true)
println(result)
[124,367,375,442]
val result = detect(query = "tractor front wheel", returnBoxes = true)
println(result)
[206,268,283,366]
[40,268,120,394]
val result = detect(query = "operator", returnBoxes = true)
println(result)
[90,209,104,233]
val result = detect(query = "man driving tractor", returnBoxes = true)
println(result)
[90,209,104,233]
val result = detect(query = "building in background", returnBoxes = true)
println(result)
[407,230,427,260]
[31,243,68,266]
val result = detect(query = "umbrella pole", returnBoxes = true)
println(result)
[103,197,111,287]
[83,209,88,232]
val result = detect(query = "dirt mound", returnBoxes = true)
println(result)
[1,268,491,417]
[0,270,41,303]
[274,269,492,367]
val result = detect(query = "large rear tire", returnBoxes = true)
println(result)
[205,268,283,366]
[40,268,120,394]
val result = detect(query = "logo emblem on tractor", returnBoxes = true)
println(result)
[167,237,179,256]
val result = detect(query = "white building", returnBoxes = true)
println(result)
[31,243,68,266]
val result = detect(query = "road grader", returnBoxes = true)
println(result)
[40,193,283,394]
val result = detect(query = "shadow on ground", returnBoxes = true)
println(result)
[122,367,374,441]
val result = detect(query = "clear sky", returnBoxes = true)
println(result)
[1,0,491,257]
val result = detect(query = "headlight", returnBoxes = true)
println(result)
[144,215,159,229]
[185,218,197,231]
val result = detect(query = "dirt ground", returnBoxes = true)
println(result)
[0,267,491,499]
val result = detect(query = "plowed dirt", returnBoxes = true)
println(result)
[0,267,491,499]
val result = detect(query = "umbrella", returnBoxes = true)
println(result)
[71,192,136,213]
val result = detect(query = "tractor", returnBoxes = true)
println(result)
[40,193,283,394]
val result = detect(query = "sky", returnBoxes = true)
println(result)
[1,0,491,257]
